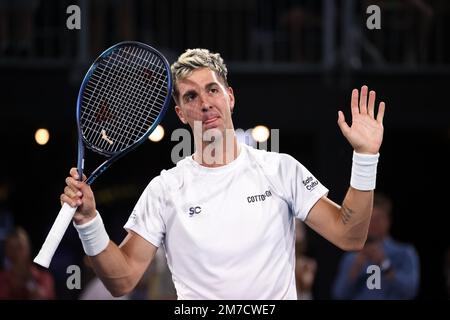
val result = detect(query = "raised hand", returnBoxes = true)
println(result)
[337,85,385,154]
[61,168,97,225]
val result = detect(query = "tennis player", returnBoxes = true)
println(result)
[61,49,385,299]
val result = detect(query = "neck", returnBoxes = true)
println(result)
[193,130,240,167]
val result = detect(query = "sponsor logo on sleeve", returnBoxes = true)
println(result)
[302,176,319,191]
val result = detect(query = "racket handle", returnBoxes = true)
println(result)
[34,203,77,268]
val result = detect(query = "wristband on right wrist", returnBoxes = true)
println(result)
[73,211,110,256]
[350,151,379,191]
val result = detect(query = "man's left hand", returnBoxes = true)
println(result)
[337,85,385,154]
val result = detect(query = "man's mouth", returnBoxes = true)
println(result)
[203,117,219,125]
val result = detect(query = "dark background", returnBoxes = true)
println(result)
[0,0,449,299]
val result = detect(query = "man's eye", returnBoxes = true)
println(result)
[210,88,219,94]
[185,93,196,102]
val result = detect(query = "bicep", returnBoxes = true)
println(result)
[119,230,158,279]
[304,196,344,248]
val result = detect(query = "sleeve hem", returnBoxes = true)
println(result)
[124,223,162,248]
[297,185,329,221]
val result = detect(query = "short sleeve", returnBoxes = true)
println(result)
[279,154,328,221]
[124,176,166,247]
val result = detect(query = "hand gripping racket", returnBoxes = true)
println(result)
[34,41,172,268]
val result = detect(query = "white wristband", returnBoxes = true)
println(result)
[73,211,110,256]
[350,151,379,191]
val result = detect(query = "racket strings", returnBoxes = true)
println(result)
[82,50,150,150]
[107,49,167,147]
[80,45,169,154]
[84,47,166,151]
[92,48,156,148]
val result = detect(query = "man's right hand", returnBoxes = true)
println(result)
[60,168,97,225]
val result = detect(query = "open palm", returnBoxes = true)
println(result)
[337,85,385,154]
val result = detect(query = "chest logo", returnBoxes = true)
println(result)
[247,190,272,203]
[188,206,202,217]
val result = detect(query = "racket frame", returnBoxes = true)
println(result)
[75,41,173,185]
[34,41,172,268]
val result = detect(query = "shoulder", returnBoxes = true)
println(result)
[145,157,191,192]
[244,145,300,171]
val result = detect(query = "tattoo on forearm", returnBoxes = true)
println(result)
[341,204,354,225]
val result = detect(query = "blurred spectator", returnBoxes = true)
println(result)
[0,208,13,268]
[89,0,136,56]
[332,193,420,299]
[365,0,434,64]
[295,220,317,300]
[279,1,322,62]
[0,180,14,269]
[0,227,55,299]
[0,0,40,56]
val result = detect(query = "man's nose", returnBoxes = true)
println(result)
[199,92,212,112]
[201,104,212,112]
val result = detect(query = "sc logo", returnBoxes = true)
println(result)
[189,206,201,217]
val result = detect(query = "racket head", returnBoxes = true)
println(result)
[76,41,172,158]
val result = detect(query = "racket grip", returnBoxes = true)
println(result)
[33,203,77,268]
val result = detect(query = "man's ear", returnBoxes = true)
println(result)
[228,87,235,114]
[175,105,188,124]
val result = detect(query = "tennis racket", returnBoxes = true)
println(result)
[34,41,172,268]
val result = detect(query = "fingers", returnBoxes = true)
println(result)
[352,86,380,119]
[62,171,86,208]
[65,176,82,192]
[64,185,82,199]
[350,89,359,118]
[337,111,350,137]
[359,85,368,114]
[367,90,376,118]
[60,193,81,208]
[61,177,83,208]
[69,167,87,181]
[376,101,385,124]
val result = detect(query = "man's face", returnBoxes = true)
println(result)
[174,68,235,139]
[5,234,30,265]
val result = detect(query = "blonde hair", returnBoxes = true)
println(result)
[171,48,228,103]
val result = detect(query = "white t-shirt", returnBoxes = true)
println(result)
[124,144,328,300]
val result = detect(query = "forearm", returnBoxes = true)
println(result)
[339,188,373,250]
[88,241,138,297]
[73,213,140,297]
[338,150,379,250]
